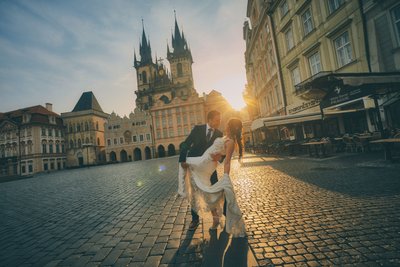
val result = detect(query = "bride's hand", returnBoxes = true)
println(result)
[210,153,222,162]
[181,162,189,169]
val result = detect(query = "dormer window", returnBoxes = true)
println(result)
[49,116,56,124]
[22,114,31,123]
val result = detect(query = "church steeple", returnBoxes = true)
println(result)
[134,21,153,68]
[167,12,192,62]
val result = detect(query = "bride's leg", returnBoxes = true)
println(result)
[211,209,220,229]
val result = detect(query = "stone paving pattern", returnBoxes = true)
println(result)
[232,153,400,267]
[0,152,400,266]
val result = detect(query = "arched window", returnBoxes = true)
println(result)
[177,63,183,77]
[78,139,82,148]
[85,122,89,131]
[142,71,147,83]
[77,123,81,132]
[70,140,74,149]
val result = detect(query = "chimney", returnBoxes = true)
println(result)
[45,103,53,112]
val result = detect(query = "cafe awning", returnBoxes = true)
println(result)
[295,72,400,103]
[251,112,322,131]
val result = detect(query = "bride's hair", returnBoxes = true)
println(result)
[227,118,243,159]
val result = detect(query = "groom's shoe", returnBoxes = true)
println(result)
[188,220,199,230]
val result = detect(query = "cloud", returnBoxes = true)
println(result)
[0,0,247,116]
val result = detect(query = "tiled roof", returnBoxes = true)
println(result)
[72,91,104,112]
[0,105,63,126]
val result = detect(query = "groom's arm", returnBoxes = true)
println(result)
[179,125,197,163]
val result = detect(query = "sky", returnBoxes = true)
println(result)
[0,0,248,116]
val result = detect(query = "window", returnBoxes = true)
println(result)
[177,63,183,77]
[120,137,123,144]
[42,128,46,136]
[49,144,53,154]
[142,71,147,83]
[308,52,322,75]
[291,67,301,90]
[132,136,137,142]
[163,129,168,138]
[107,139,111,146]
[285,27,294,51]
[328,0,344,14]
[114,138,117,145]
[146,133,151,141]
[302,8,314,36]
[169,128,174,137]
[140,134,144,142]
[42,144,47,153]
[334,31,353,67]
[280,0,289,17]
[392,5,400,44]
[157,130,161,139]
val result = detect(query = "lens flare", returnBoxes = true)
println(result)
[158,165,166,172]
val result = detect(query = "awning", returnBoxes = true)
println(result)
[251,112,322,130]
[251,118,265,131]
[295,71,400,102]
[324,108,367,116]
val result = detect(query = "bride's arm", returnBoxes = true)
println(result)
[223,139,235,174]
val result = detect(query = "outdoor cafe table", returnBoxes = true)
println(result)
[302,141,329,157]
[370,138,400,161]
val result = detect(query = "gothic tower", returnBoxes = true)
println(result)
[134,24,157,110]
[167,15,194,95]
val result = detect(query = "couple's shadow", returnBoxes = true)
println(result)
[202,229,249,267]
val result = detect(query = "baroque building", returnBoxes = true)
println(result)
[104,109,153,162]
[0,104,66,177]
[244,0,285,120]
[133,17,206,157]
[246,0,400,145]
[61,91,109,167]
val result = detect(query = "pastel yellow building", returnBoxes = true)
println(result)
[104,109,153,162]
[61,92,108,167]
[0,104,66,177]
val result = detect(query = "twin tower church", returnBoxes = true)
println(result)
[103,16,238,163]
[134,16,195,111]
[0,15,239,177]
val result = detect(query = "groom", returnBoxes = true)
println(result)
[179,110,223,230]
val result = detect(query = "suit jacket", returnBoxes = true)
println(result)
[179,124,223,163]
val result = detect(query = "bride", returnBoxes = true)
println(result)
[178,118,246,237]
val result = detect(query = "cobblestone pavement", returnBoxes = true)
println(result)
[0,152,399,266]
[232,152,400,267]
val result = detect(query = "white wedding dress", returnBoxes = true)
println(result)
[178,137,246,237]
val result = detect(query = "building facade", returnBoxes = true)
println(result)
[363,0,400,129]
[62,92,109,167]
[104,109,153,162]
[133,17,207,157]
[246,0,400,144]
[244,0,286,121]
[0,104,66,177]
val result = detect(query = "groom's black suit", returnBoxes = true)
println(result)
[179,124,223,222]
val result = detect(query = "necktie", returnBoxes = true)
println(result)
[207,128,213,142]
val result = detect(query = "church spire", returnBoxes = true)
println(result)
[135,19,153,68]
[168,11,192,62]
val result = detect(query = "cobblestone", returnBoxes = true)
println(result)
[230,152,400,266]
[0,152,399,266]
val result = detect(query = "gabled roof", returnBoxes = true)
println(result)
[72,91,104,112]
